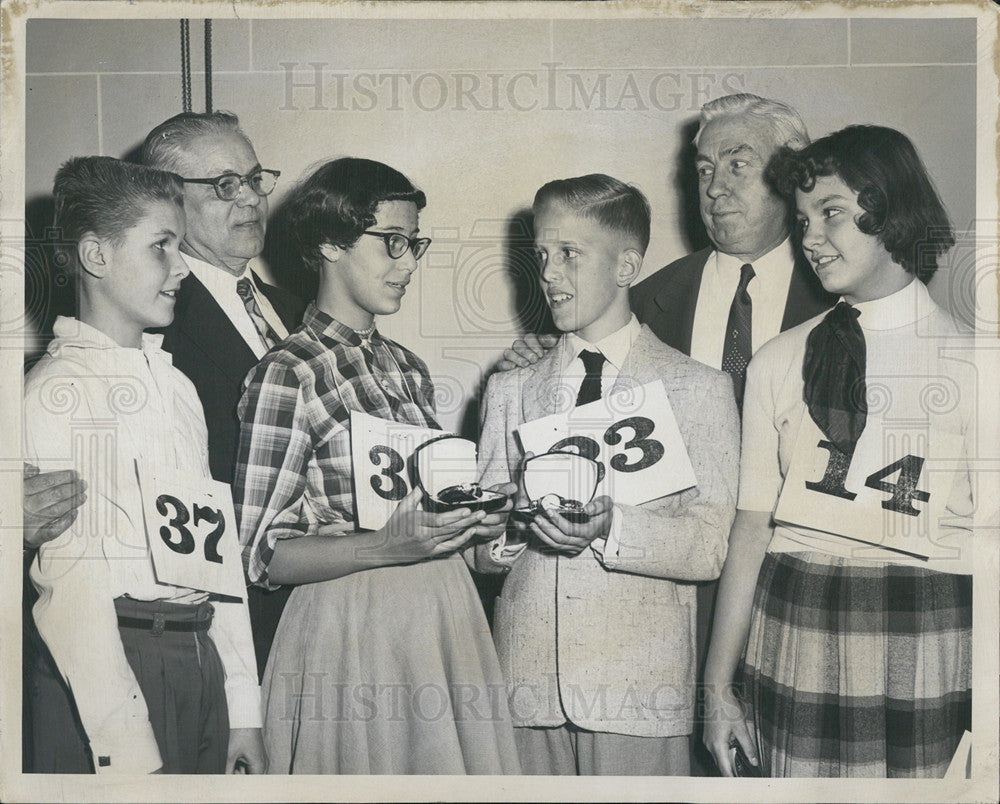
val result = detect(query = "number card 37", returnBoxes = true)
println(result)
[138,462,247,599]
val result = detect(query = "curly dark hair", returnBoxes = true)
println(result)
[285,158,426,274]
[767,125,954,282]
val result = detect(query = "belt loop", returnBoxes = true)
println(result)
[151,612,166,637]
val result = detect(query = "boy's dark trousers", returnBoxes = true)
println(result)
[113,597,230,774]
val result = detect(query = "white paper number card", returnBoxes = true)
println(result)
[350,410,447,530]
[138,463,246,599]
[516,380,696,506]
[774,411,965,560]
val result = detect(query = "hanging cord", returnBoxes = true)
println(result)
[180,19,192,113]
[204,19,213,113]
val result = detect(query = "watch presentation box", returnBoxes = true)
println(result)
[412,435,509,514]
[512,451,601,525]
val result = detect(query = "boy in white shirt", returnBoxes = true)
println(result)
[25,156,264,774]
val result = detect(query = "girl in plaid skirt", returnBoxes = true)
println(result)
[703,126,975,778]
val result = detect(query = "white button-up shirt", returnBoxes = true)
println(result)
[689,237,797,369]
[25,318,261,774]
[184,254,289,358]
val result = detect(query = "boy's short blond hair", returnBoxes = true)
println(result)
[533,174,651,255]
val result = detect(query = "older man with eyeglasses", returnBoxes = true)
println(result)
[141,112,305,681]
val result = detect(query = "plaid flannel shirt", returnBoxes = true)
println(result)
[234,303,439,589]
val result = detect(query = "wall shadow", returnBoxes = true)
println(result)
[455,207,556,624]
[455,205,554,441]
[674,116,711,256]
[260,191,318,302]
[23,195,75,369]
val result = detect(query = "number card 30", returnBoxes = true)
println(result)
[350,410,450,530]
[138,463,247,598]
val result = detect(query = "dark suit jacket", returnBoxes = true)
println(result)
[629,246,837,355]
[159,271,305,485]
[158,270,305,678]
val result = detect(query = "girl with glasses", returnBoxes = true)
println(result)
[233,157,520,774]
[703,126,974,778]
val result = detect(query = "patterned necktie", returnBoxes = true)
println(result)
[575,350,606,407]
[720,263,755,408]
[236,277,279,350]
[803,301,868,456]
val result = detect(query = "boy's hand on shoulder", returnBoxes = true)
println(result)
[529,495,613,557]
[226,727,267,774]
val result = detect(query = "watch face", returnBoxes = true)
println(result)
[513,450,601,523]
[732,740,762,778]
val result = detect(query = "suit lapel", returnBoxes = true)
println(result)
[172,273,258,384]
[611,327,661,396]
[520,342,572,423]
[648,249,708,355]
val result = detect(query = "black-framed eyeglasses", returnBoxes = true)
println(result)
[361,231,432,260]
[182,168,280,201]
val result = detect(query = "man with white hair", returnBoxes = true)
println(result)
[141,112,305,677]
[629,92,834,404]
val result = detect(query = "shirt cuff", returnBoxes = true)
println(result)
[489,529,528,564]
[226,681,264,730]
[89,720,162,775]
[591,504,622,568]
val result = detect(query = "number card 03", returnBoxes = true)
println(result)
[516,380,697,506]
[138,463,247,599]
[350,410,448,530]
[774,412,966,561]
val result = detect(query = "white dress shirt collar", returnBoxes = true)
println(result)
[713,236,797,302]
[184,252,255,297]
[690,237,797,369]
[563,315,641,373]
[49,315,166,357]
[182,253,289,357]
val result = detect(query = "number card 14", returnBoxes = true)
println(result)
[138,463,247,599]
[774,412,966,561]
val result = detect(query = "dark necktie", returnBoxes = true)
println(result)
[803,301,868,455]
[236,277,279,349]
[720,263,755,408]
[575,350,606,407]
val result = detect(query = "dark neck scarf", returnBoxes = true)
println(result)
[802,301,868,455]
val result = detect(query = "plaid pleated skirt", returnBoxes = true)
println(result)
[740,551,971,778]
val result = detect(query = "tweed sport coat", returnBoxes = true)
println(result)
[476,326,739,737]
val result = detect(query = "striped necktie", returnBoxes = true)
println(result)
[236,277,279,349]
